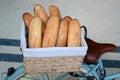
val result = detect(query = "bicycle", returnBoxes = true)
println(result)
[1,26,120,80]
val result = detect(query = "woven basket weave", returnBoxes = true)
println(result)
[24,56,84,74]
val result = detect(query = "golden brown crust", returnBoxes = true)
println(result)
[64,16,72,23]
[42,16,59,47]
[28,17,42,48]
[67,19,81,47]
[49,5,61,18]
[56,19,69,47]
[34,4,48,24]
[23,12,33,29]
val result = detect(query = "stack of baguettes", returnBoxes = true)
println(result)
[23,3,81,48]
[22,3,86,74]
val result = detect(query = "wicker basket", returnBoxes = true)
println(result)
[24,56,84,74]
[21,23,88,74]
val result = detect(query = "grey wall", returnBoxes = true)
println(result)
[0,0,120,45]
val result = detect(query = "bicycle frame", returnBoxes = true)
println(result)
[81,58,120,80]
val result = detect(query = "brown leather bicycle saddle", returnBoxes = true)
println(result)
[84,37,116,64]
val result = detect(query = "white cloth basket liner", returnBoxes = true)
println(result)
[21,23,88,58]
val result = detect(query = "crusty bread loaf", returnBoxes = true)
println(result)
[49,5,61,18]
[28,17,42,48]
[23,12,33,29]
[67,19,81,47]
[56,19,69,47]
[34,4,49,35]
[34,4,48,24]
[42,16,59,47]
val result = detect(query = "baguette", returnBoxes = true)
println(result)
[28,17,42,48]
[67,19,81,47]
[56,19,68,47]
[42,16,59,47]
[34,4,48,24]
[49,5,61,18]
[23,12,33,29]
